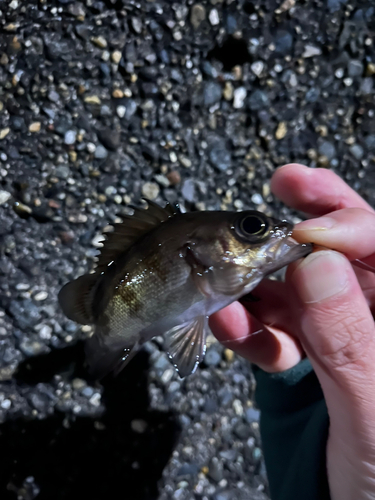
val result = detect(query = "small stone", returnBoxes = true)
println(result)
[142,182,160,200]
[366,63,375,76]
[161,368,174,384]
[91,36,107,49]
[38,325,52,340]
[190,4,206,29]
[223,82,233,101]
[204,82,222,107]
[64,130,76,145]
[224,349,234,362]
[55,166,70,179]
[251,193,263,205]
[89,393,101,406]
[348,60,364,77]
[131,17,143,34]
[34,291,48,301]
[131,419,148,433]
[116,105,126,118]
[94,145,108,159]
[208,141,231,172]
[29,122,41,133]
[349,144,364,160]
[112,89,124,98]
[233,399,244,416]
[84,95,101,105]
[208,458,223,483]
[248,90,269,111]
[251,61,264,76]
[233,87,247,109]
[154,174,170,188]
[87,142,96,153]
[318,141,336,160]
[204,348,221,367]
[111,50,122,64]
[69,151,77,162]
[302,45,322,58]
[209,9,220,25]
[335,68,344,79]
[9,0,18,9]
[167,171,181,185]
[48,90,60,102]
[0,190,11,205]
[181,179,196,203]
[275,122,287,140]
[245,407,260,423]
[1,399,11,410]
[179,156,192,168]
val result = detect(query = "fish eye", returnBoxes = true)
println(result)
[235,212,270,242]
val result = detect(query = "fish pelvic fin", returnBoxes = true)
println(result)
[164,316,209,378]
[85,327,140,380]
[95,200,179,274]
[58,273,97,325]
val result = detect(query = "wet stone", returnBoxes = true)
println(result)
[248,90,270,111]
[94,145,108,159]
[181,179,196,203]
[204,348,221,367]
[208,141,231,172]
[318,141,336,160]
[204,82,222,107]
[349,144,364,160]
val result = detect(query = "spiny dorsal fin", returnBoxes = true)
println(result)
[94,200,180,273]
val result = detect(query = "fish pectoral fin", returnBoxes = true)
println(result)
[58,273,97,324]
[85,327,139,380]
[164,316,209,378]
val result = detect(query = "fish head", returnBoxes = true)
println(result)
[184,210,312,296]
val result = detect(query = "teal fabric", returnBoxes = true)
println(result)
[253,359,330,500]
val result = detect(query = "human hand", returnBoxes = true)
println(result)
[210,163,375,500]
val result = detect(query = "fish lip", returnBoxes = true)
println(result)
[267,238,313,274]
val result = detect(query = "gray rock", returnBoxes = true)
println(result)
[0,191,11,205]
[204,82,222,107]
[365,135,375,151]
[94,145,108,159]
[208,141,231,171]
[275,30,293,55]
[205,348,221,367]
[245,407,260,423]
[55,166,70,179]
[248,90,270,111]
[64,130,77,145]
[208,457,224,482]
[181,179,196,203]
[318,141,336,160]
[349,144,364,160]
[348,60,364,77]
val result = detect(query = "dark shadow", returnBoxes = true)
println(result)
[207,36,252,71]
[1,349,180,500]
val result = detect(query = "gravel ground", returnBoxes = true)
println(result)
[0,0,374,498]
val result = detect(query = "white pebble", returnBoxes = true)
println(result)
[251,61,264,76]
[302,45,322,58]
[233,87,247,109]
[1,399,11,410]
[0,190,11,205]
[89,393,101,407]
[116,105,126,118]
[209,9,220,25]
[34,291,48,301]
[39,325,52,340]
[87,142,96,153]
[251,193,263,205]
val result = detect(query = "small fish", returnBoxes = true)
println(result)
[58,201,312,379]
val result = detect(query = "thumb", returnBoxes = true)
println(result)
[289,250,375,495]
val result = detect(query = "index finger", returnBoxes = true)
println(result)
[271,164,374,217]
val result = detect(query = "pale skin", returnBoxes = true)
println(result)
[210,163,375,500]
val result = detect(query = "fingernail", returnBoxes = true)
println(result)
[292,251,349,303]
[294,216,336,232]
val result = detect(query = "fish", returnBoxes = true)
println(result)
[58,200,312,379]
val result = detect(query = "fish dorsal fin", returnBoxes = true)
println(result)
[94,200,179,273]
[164,316,209,378]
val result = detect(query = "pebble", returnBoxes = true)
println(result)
[233,399,244,416]
[251,193,263,205]
[275,122,287,140]
[233,87,247,109]
[251,61,264,76]
[1,399,11,410]
[38,325,52,340]
[209,9,220,25]
[302,45,322,58]
[0,190,11,205]
[208,142,231,171]
[91,36,107,49]
[190,4,206,29]
[87,142,96,153]
[204,82,222,107]
[205,348,221,367]
[349,144,364,160]
[167,171,181,185]
[89,393,101,407]
[223,82,233,101]
[131,419,148,433]
[245,407,260,423]
[248,90,269,111]
[111,51,122,64]
[0,128,10,140]
[34,291,48,301]
[94,145,108,159]
[84,95,101,105]
[181,179,196,203]
[318,141,336,160]
[116,105,126,118]
[64,130,76,145]
[348,60,364,77]
[29,122,41,133]
[142,182,160,200]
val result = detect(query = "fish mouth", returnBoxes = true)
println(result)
[268,237,313,275]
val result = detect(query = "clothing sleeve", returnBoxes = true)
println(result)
[253,358,331,500]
